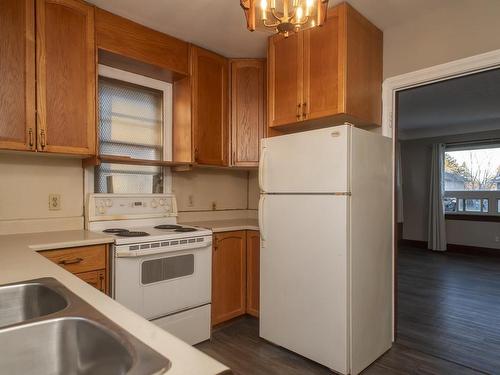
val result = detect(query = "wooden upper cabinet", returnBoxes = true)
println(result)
[95,8,189,77]
[191,46,229,166]
[268,32,303,128]
[36,0,96,155]
[0,0,35,151]
[303,6,342,121]
[212,231,246,326]
[230,59,265,167]
[267,2,382,133]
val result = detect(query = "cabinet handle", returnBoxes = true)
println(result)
[58,257,83,265]
[194,147,199,161]
[302,102,307,119]
[28,128,34,148]
[40,129,46,149]
[296,103,302,119]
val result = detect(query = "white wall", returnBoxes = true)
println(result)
[400,129,500,249]
[383,1,500,79]
[0,154,84,234]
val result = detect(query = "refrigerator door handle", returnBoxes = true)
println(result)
[258,194,266,243]
[259,147,267,192]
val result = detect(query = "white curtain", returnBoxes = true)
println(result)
[427,143,447,251]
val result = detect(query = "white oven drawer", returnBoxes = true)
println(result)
[152,304,211,345]
[114,244,211,319]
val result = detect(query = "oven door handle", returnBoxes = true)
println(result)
[115,242,212,258]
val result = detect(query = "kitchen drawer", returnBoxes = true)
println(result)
[41,245,106,274]
[75,269,107,293]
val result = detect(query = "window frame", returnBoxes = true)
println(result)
[84,65,173,196]
[443,144,500,216]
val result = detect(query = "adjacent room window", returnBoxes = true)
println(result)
[443,144,500,215]
[92,67,172,194]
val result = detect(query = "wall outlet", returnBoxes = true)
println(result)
[49,194,61,211]
[188,195,194,207]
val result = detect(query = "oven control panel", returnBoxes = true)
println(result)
[87,194,177,221]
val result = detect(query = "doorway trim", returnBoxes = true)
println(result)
[381,48,500,341]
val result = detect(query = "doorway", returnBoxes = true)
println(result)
[392,62,500,373]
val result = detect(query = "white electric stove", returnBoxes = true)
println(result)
[86,193,212,345]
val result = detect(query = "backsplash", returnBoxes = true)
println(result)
[0,154,84,234]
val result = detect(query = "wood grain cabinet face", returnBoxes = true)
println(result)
[212,231,247,326]
[191,46,229,166]
[267,3,382,132]
[230,59,265,167]
[246,231,260,317]
[268,33,303,128]
[0,0,35,151]
[41,244,108,294]
[36,0,96,155]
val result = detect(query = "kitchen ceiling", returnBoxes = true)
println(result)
[87,0,462,58]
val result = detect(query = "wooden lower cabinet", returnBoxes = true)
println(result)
[212,230,260,326]
[212,231,247,325]
[246,231,260,317]
[75,269,106,294]
[40,244,109,295]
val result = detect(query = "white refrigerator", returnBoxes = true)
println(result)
[258,125,392,375]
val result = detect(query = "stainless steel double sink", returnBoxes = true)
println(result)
[0,278,171,375]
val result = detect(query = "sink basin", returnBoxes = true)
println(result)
[0,317,133,375]
[0,282,67,328]
[0,278,170,375]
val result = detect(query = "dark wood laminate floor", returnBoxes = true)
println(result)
[197,246,499,374]
[397,246,500,374]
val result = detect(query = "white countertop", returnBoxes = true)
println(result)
[180,218,259,233]
[0,230,229,375]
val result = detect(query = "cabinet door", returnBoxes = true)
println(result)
[303,6,343,121]
[0,0,35,151]
[212,231,246,325]
[36,0,96,155]
[246,230,260,317]
[268,33,303,128]
[230,59,265,167]
[192,46,229,166]
[76,269,107,294]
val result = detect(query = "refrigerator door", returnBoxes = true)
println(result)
[259,193,349,373]
[259,125,350,193]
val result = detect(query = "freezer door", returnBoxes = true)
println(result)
[259,125,350,193]
[259,194,349,373]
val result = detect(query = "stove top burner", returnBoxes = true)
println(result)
[175,227,198,233]
[154,224,183,230]
[116,231,150,237]
[103,228,129,234]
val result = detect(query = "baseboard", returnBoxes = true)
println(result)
[399,239,500,256]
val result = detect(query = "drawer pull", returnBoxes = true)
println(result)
[59,257,83,265]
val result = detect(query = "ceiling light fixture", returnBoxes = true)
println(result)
[241,0,329,37]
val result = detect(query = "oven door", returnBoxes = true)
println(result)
[114,243,211,320]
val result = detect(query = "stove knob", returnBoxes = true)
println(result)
[151,199,158,208]
[98,206,105,214]
[159,198,166,206]
[105,199,113,207]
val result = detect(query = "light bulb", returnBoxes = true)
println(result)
[260,0,268,20]
[306,0,313,16]
[296,6,303,21]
